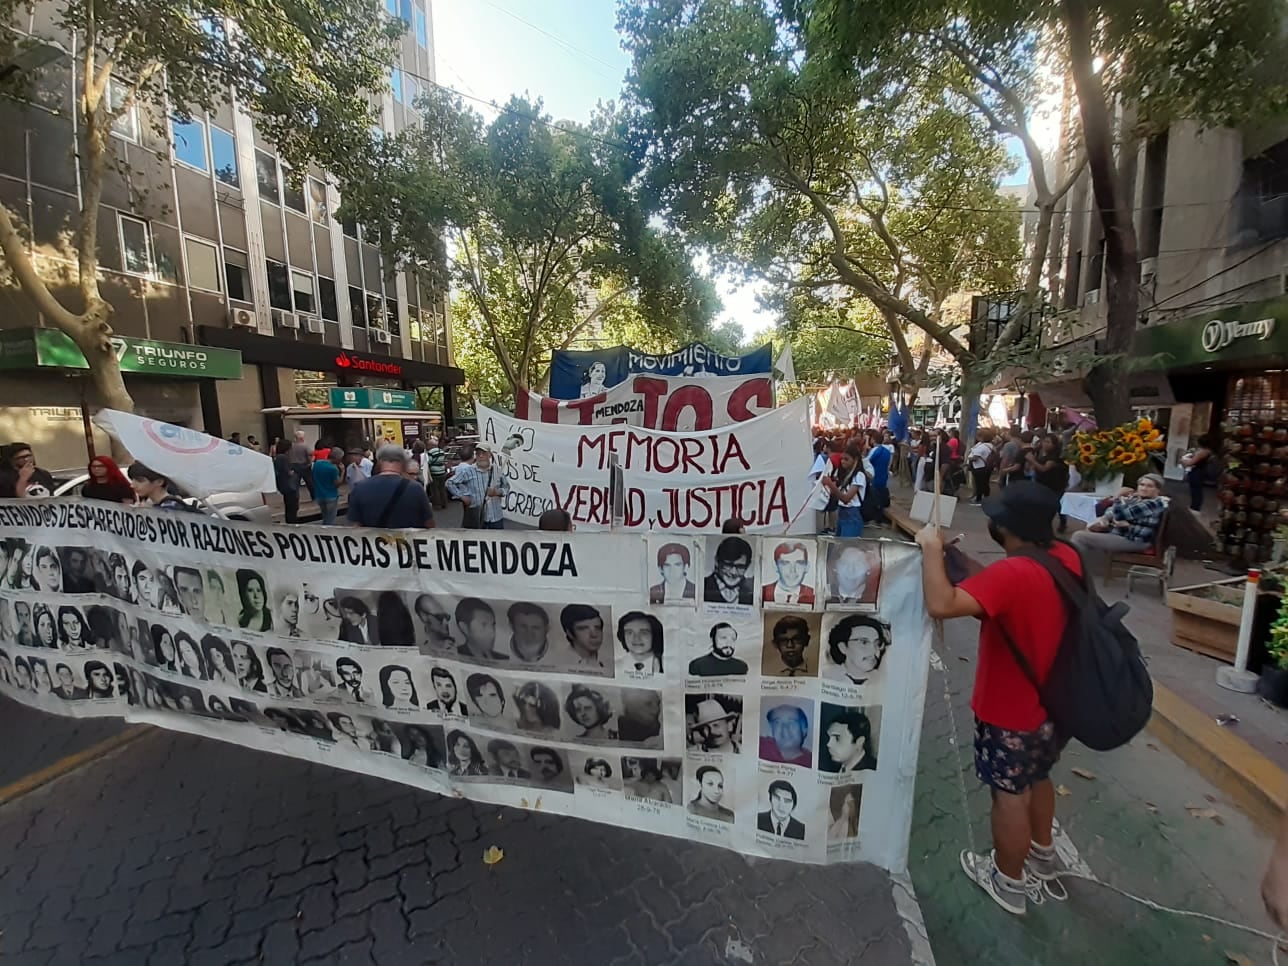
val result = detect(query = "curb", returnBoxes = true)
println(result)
[0,725,152,807]
[1146,684,1287,834]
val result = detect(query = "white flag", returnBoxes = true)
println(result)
[774,343,796,383]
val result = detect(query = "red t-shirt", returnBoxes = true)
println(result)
[958,542,1082,731]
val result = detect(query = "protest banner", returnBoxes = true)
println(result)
[478,398,814,532]
[514,373,775,431]
[549,342,774,400]
[0,499,932,872]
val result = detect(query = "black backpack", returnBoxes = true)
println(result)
[998,544,1153,752]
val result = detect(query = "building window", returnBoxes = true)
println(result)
[291,269,316,313]
[210,125,239,188]
[391,66,403,103]
[399,0,412,24]
[1238,138,1288,244]
[385,0,396,15]
[366,292,385,329]
[118,215,152,276]
[385,297,401,337]
[349,285,367,326]
[224,248,249,302]
[414,5,428,47]
[107,79,138,141]
[171,116,208,171]
[309,177,328,223]
[318,277,338,321]
[282,169,307,214]
[255,149,279,205]
[266,259,291,310]
[184,236,220,292]
[341,214,358,239]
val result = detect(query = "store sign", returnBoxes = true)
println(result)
[1201,317,1275,353]
[0,328,242,379]
[328,387,417,410]
[334,351,403,377]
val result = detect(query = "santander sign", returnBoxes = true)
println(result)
[334,351,402,377]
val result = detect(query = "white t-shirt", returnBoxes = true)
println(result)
[968,442,993,469]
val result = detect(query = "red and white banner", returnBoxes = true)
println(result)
[515,373,775,431]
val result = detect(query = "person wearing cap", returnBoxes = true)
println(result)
[347,445,436,530]
[1070,473,1167,556]
[915,481,1082,917]
[689,696,741,753]
[344,449,370,488]
[447,443,510,529]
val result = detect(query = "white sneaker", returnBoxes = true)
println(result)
[960,850,1027,916]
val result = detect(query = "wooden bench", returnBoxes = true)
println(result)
[885,505,919,539]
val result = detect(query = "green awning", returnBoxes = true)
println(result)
[0,328,242,379]
[1134,296,1288,371]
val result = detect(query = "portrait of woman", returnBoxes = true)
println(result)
[84,606,118,650]
[446,730,488,776]
[174,632,206,680]
[328,713,375,751]
[370,719,403,756]
[616,611,664,676]
[113,663,131,701]
[402,725,441,767]
[32,546,62,593]
[564,684,617,740]
[32,604,57,648]
[202,635,236,685]
[627,758,673,803]
[514,682,560,734]
[108,553,134,603]
[12,655,31,690]
[379,665,420,710]
[687,765,734,823]
[828,787,861,842]
[232,640,267,693]
[150,625,178,672]
[578,757,616,790]
[84,660,115,699]
[57,606,88,650]
[579,360,609,399]
[236,570,273,632]
[376,592,415,646]
[28,657,52,696]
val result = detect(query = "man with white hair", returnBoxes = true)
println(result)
[347,445,436,529]
[288,429,314,499]
[447,444,510,529]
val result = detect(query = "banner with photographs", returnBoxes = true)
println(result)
[477,398,814,533]
[547,342,775,401]
[0,500,932,872]
[513,373,774,431]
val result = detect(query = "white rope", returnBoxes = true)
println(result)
[931,653,1285,961]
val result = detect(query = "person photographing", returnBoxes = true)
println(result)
[447,444,509,529]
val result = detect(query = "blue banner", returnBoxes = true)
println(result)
[549,342,774,400]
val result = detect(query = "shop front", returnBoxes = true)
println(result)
[261,387,443,454]
[1135,296,1288,562]
[196,326,464,446]
[0,327,243,470]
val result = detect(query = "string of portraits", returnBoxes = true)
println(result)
[0,500,933,869]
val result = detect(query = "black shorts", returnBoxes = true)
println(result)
[974,718,1064,795]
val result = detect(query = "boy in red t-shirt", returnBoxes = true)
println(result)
[916,482,1078,916]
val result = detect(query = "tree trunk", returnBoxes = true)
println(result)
[1064,0,1137,428]
[959,363,985,447]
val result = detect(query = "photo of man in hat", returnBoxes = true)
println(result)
[686,694,742,753]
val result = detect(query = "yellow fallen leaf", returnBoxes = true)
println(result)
[1071,767,1096,781]
[1224,951,1253,966]
[482,846,504,866]
[1055,785,1072,797]
[1185,806,1223,824]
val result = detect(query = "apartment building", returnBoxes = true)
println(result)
[0,0,463,469]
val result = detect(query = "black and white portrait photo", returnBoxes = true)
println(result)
[27,655,53,695]
[512,681,560,734]
[757,779,806,840]
[200,635,238,687]
[31,545,63,593]
[83,604,121,651]
[232,640,268,693]
[688,620,751,678]
[823,543,882,608]
[328,712,377,751]
[485,737,530,779]
[622,757,681,805]
[235,568,273,632]
[445,729,489,777]
[760,540,817,608]
[528,745,574,792]
[148,624,178,672]
[292,650,339,697]
[564,684,663,747]
[334,593,379,645]
[58,546,103,594]
[556,603,611,675]
[504,601,555,663]
[171,565,207,619]
[370,718,406,756]
[822,614,891,691]
[331,588,417,647]
[401,723,445,768]
[453,598,506,661]
[570,753,622,792]
[819,704,880,775]
[412,593,456,655]
[56,604,89,651]
[379,663,420,711]
[616,610,664,677]
[203,569,237,626]
[466,672,507,722]
[702,535,756,607]
[50,660,85,699]
[265,646,305,699]
[647,538,699,605]
[827,786,862,842]
[760,613,821,679]
[334,656,376,705]
[686,694,743,754]
[686,763,735,823]
[564,683,616,740]
[174,631,207,680]
[425,666,467,715]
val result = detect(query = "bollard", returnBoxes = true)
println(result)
[1216,568,1261,693]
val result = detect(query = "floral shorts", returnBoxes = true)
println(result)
[974,718,1064,795]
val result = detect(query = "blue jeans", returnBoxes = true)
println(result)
[317,499,338,525]
[836,506,864,538]
[484,518,505,530]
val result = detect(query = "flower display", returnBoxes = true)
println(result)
[1066,418,1165,482]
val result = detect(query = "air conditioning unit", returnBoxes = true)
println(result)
[273,309,299,330]
[1084,288,1101,305]
[372,328,392,345]
[1139,257,1157,285]
[228,306,256,328]
[301,314,325,335]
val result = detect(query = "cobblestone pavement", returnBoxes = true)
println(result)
[0,698,124,788]
[911,616,1278,965]
[0,714,917,966]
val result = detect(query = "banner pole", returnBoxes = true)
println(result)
[932,438,942,531]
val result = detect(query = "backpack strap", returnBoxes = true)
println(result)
[375,478,411,529]
[994,620,1043,692]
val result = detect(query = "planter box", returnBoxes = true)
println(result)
[1166,579,1245,663]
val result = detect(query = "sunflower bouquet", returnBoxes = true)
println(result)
[1067,418,1166,483]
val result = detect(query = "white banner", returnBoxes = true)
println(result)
[93,409,277,496]
[514,373,775,430]
[478,398,814,532]
[0,500,931,871]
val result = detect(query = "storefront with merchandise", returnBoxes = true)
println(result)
[0,327,243,470]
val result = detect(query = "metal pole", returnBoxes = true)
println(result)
[1216,568,1261,693]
